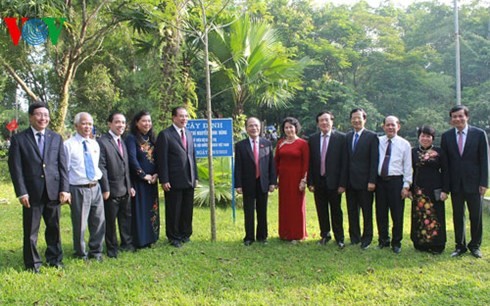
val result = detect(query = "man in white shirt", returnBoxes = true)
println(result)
[64,112,105,261]
[375,116,412,254]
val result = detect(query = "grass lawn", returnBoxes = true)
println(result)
[0,180,489,305]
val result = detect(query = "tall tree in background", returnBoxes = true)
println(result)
[0,0,128,133]
[208,14,308,121]
[120,0,197,126]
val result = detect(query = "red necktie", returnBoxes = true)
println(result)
[457,131,463,156]
[253,140,260,178]
[320,134,329,176]
[181,129,187,151]
[117,138,124,156]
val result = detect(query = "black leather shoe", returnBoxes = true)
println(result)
[377,242,390,249]
[48,262,64,269]
[27,267,41,274]
[318,237,331,245]
[170,240,182,248]
[451,248,467,257]
[243,240,253,246]
[470,248,482,258]
[182,237,191,243]
[89,254,104,262]
[392,246,401,254]
[337,241,345,249]
[361,242,370,250]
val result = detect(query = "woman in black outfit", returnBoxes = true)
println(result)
[410,125,447,254]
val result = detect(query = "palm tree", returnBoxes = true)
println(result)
[208,14,308,119]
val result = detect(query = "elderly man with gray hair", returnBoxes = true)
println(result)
[64,112,105,262]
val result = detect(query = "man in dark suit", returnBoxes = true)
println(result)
[441,105,489,258]
[308,111,347,248]
[345,108,379,250]
[234,117,277,246]
[156,106,198,248]
[98,112,136,258]
[8,102,70,273]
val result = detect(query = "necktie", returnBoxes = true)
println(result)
[253,139,260,179]
[117,138,124,156]
[83,140,96,181]
[380,139,392,177]
[353,132,359,152]
[181,129,187,151]
[320,134,329,176]
[457,130,464,156]
[36,132,44,156]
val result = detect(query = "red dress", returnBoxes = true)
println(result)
[275,138,310,240]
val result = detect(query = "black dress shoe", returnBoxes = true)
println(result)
[470,248,482,258]
[337,241,345,249]
[451,248,467,257]
[48,262,65,269]
[361,242,370,250]
[182,237,191,243]
[170,240,182,248]
[318,237,331,245]
[392,246,401,254]
[27,267,41,274]
[377,242,390,249]
[89,254,104,262]
[244,240,253,246]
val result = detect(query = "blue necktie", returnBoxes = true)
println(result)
[36,132,44,156]
[353,133,359,152]
[83,140,96,181]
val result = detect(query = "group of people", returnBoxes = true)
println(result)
[236,106,488,259]
[7,101,488,273]
[8,103,197,273]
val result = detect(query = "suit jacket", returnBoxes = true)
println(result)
[308,130,347,190]
[8,127,69,203]
[441,125,489,194]
[156,126,198,189]
[234,137,277,196]
[98,132,132,197]
[346,129,379,190]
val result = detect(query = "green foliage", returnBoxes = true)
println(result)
[207,14,309,118]
[194,157,233,207]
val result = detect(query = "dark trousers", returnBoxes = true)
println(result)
[313,178,344,242]
[451,191,482,251]
[164,187,194,243]
[104,194,133,257]
[375,176,405,248]
[346,188,374,245]
[22,191,62,269]
[243,179,269,242]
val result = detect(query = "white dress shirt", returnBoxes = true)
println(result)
[378,135,412,188]
[64,133,103,184]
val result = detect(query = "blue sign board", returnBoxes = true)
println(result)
[187,118,233,158]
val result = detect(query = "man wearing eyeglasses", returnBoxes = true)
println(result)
[8,102,70,273]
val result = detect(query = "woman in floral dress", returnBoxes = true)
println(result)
[410,125,447,254]
[125,111,160,248]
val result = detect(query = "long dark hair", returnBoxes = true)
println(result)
[130,110,156,144]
